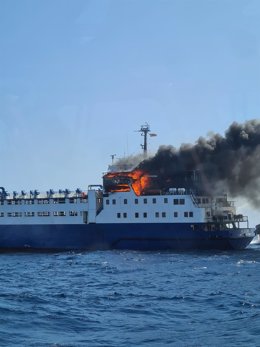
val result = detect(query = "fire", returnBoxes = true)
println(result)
[131,169,151,195]
[103,169,151,195]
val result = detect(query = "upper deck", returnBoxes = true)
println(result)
[0,188,88,225]
[0,183,247,228]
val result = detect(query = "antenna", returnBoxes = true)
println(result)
[110,154,116,165]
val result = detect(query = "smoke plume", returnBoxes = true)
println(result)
[138,119,260,207]
[109,153,147,172]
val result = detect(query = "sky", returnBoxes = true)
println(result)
[1,0,260,225]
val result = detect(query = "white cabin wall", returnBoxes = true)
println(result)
[96,191,204,224]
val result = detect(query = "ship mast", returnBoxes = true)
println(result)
[138,123,150,158]
[137,123,157,158]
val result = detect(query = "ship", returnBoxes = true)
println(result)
[0,175,255,251]
[0,124,256,251]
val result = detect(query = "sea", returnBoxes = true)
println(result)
[0,245,259,347]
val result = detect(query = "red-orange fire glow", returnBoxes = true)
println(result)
[104,169,151,195]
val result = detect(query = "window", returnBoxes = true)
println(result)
[174,198,185,205]
[135,212,139,218]
[38,212,50,217]
[164,198,168,203]
[14,212,21,217]
[117,213,121,218]
[124,199,127,205]
[135,198,138,204]
[123,212,127,218]
[106,199,110,205]
[174,212,178,218]
[69,198,77,203]
[8,212,20,217]
[155,212,159,218]
[162,212,166,218]
[144,198,147,204]
[0,212,4,217]
[69,211,78,216]
[24,212,35,217]
[30,200,35,204]
[53,211,66,216]
[152,198,156,204]
[112,199,116,205]
[184,212,189,218]
[143,212,147,218]
[38,199,49,204]
[189,212,193,218]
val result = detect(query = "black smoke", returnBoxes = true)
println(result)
[138,119,260,206]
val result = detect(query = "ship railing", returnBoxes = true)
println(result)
[215,200,235,208]
[208,214,250,229]
[211,214,248,222]
[189,190,199,207]
[193,220,252,232]
[234,214,248,222]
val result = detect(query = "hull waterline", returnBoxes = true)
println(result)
[0,223,255,252]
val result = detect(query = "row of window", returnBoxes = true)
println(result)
[0,198,87,206]
[117,211,194,219]
[106,198,186,205]
[0,211,80,217]
[196,198,209,204]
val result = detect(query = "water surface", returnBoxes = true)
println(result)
[0,245,259,346]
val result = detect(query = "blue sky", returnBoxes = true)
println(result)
[1,0,260,224]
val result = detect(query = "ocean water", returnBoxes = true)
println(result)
[0,245,259,347]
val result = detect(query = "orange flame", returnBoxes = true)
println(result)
[104,169,151,195]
